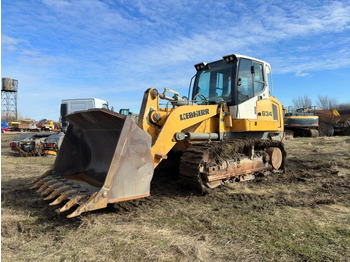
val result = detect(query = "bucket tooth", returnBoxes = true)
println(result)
[60,195,87,213]
[41,186,55,196]
[49,189,79,206]
[42,176,56,182]
[63,189,80,196]
[75,195,88,203]
[40,181,65,196]
[42,177,57,184]
[50,182,65,190]
[59,199,76,212]
[49,188,80,206]
[67,204,86,218]
[66,195,90,218]
[36,179,58,193]
[46,180,60,186]
[44,185,72,201]
[31,173,50,184]
[44,190,61,201]
[36,184,49,193]
[50,194,69,206]
[68,191,100,218]
[30,180,44,189]
[31,176,42,184]
[56,185,71,192]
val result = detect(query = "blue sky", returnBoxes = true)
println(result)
[2,0,350,121]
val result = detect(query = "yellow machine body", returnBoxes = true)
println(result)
[283,107,319,137]
[32,53,285,217]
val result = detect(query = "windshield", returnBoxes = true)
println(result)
[193,60,233,104]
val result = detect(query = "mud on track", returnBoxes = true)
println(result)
[1,133,350,261]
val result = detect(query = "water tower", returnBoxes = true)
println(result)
[1,78,18,121]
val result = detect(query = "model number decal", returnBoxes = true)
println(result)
[261,111,272,116]
[180,109,210,121]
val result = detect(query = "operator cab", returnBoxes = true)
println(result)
[192,60,233,104]
[192,54,271,106]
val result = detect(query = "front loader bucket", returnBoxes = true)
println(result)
[31,109,154,218]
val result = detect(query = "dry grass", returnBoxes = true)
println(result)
[1,133,350,261]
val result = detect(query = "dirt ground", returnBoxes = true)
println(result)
[1,132,350,262]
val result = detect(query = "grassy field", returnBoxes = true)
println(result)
[1,132,350,261]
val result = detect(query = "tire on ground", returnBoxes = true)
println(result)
[340,124,350,136]
[319,122,334,137]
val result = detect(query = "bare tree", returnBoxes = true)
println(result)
[1,116,13,122]
[292,95,312,108]
[316,95,338,110]
[336,103,350,115]
[1,111,24,122]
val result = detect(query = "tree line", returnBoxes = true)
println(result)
[292,95,350,111]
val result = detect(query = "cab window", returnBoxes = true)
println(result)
[193,60,233,104]
[253,62,265,94]
[196,71,210,99]
[237,58,265,104]
[237,58,254,104]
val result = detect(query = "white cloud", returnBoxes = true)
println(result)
[2,0,350,119]
[295,71,310,77]
[42,0,69,8]
[108,0,350,77]
[2,35,26,51]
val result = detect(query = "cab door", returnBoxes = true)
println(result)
[230,58,269,120]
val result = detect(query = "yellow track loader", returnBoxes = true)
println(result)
[32,54,286,218]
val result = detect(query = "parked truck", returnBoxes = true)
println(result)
[305,108,350,136]
[9,120,39,132]
[60,98,109,132]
